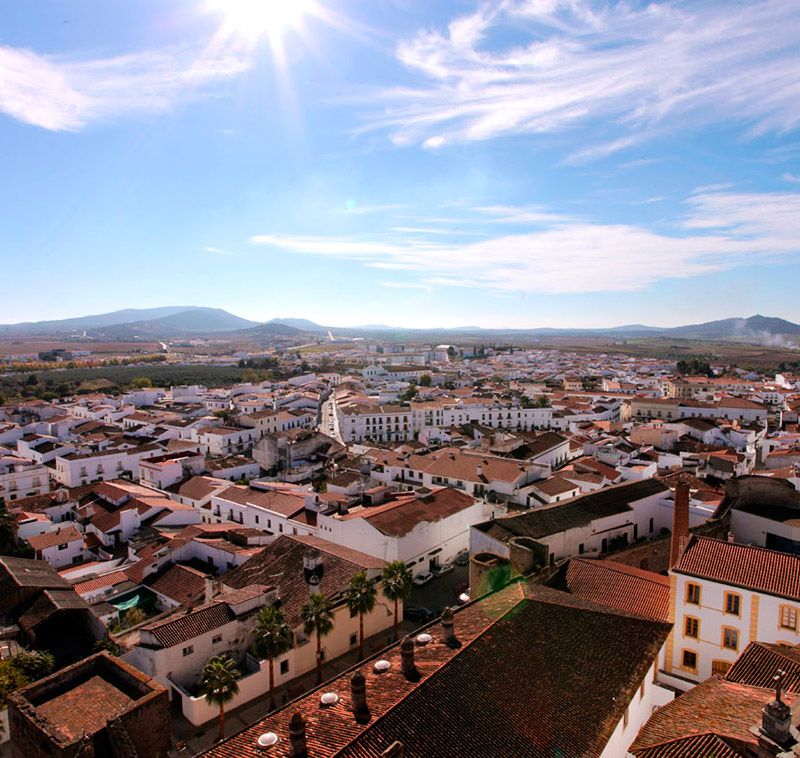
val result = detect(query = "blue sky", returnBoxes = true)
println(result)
[1,0,800,329]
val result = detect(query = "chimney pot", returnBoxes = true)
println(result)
[727,531,735,543]
[441,608,457,647]
[288,712,307,757]
[350,671,368,719]
[400,636,416,678]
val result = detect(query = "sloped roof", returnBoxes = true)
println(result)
[674,536,800,602]
[549,558,670,622]
[202,583,670,758]
[724,641,800,693]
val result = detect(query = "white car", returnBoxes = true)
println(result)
[412,571,434,587]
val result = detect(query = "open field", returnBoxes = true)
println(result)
[0,339,162,356]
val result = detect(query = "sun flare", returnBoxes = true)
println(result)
[208,0,314,43]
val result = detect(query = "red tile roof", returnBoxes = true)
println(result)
[673,536,800,601]
[550,558,671,622]
[28,525,83,551]
[143,602,235,648]
[202,583,670,758]
[149,564,207,606]
[724,641,800,693]
[632,732,739,757]
[630,678,795,753]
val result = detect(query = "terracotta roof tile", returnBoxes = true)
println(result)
[674,536,800,601]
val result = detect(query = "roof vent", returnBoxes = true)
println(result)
[257,732,279,749]
[416,633,432,645]
[374,659,391,673]
[320,691,339,706]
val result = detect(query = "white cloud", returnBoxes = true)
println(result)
[362,0,800,156]
[204,246,237,256]
[251,190,800,295]
[783,173,800,183]
[0,44,248,131]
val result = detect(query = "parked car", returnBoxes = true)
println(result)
[403,605,435,623]
[412,571,434,587]
[453,581,469,599]
[454,550,469,566]
[432,563,453,577]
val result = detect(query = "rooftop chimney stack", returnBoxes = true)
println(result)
[759,671,792,750]
[670,482,690,568]
[442,608,457,647]
[351,671,369,722]
[728,531,736,543]
[289,712,308,757]
[400,636,416,678]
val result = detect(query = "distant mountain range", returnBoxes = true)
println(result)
[0,307,259,338]
[1,308,798,347]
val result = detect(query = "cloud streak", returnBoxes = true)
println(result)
[251,190,800,295]
[0,44,247,131]
[362,0,800,157]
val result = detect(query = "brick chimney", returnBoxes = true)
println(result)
[289,712,307,757]
[670,482,690,568]
[400,636,416,678]
[351,671,369,722]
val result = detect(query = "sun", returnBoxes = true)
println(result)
[208,0,315,44]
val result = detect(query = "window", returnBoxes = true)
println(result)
[639,681,646,699]
[578,544,584,555]
[685,583,700,605]
[212,635,222,645]
[681,649,697,671]
[722,627,739,651]
[724,593,740,616]
[684,617,699,639]
[712,660,731,677]
[280,660,289,675]
[182,646,194,657]
[58,543,68,551]
[780,606,798,631]
[349,633,358,646]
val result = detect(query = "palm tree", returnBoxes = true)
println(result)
[251,606,293,710]
[199,655,240,742]
[345,572,377,661]
[301,593,334,684]
[381,561,412,642]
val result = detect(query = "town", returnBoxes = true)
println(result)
[1,331,800,756]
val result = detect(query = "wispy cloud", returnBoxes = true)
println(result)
[204,246,238,256]
[337,203,411,215]
[782,173,800,183]
[361,0,800,158]
[251,189,800,295]
[0,44,247,131]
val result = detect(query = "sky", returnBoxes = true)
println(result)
[1,0,800,329]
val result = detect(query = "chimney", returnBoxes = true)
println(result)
[303,549,323,595]
[350,671,369,721]
[476,464,483,478]
[381,742,405,758]
[670,482,690,568]
[759,672,792,750]
[441,608,457,647]
[400,636,416,678]
[728,531,736,543]
[204,576,221,604]
[288,712,307,757]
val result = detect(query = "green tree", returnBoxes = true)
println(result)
[400,382,418,402]
[381,561,412,642]
[419,374,432,387]
[199,655,241,742]
[345,572,377,661]
[535,395,551,408]
[251,606,293,710]
[301,593,334,684]
[122,607,146,628]
[130,376,153,388]
[10,650,54,680]
[446,346,457,360]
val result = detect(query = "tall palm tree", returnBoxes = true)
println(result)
[381,561,412,642]
[301,593,334,684]
[345,572,377,661]
[199,655,240,742]
[251,606,293,711]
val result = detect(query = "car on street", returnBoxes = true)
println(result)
[454,550,469,566]
[403,605,435,623]
[412,571,434,587]
[432,563,453,577]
